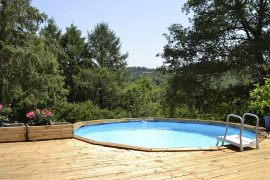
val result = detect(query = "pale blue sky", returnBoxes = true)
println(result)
[31,0,190,68]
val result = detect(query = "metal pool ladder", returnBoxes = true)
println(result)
[216,113,259,152]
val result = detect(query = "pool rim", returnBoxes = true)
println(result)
[74,118,267,152]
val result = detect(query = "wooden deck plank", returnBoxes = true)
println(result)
[0,135,269,180]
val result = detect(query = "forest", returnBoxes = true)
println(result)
[1,0,270,126]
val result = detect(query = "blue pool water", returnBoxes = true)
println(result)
[75,121,256,148]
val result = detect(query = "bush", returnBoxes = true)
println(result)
[0,103,12,124]
[248,78,270,127]
[249,78,270,116]
[123,77,162,118]
[53,100,126,123]
[26,108,53,125]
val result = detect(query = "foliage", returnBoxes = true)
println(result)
[3,0,255,124]
[26,108,53,125]
[127,66,155,73]
[1,37,68,111]
[123,77,162,117]
[158,0,270,119]
[0,103,12,124]
[250,78,270,116]
[160,0,270,78]
[58,23,91,101]
[40,18,62,41]
[39,18,64,58]
[126,67,170,85]
[0,0,47,46]
[0,0,68,121]
[73,67,123,109]
[0,0,168,121]
[53,100,126,124]
[87,22,128,71]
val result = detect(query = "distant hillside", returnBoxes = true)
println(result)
[126,67,169,85]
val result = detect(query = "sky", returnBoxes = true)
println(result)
[31,0,190,68]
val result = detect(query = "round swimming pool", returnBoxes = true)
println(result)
[74,121,256,148]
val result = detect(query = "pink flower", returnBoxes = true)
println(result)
[35,109,39,112]
[48,112,52,116]
[9,103,11,106]
[44,115,48,118]
[42,111,45,115]
[0,104,2,110]
[44,109,49,113]
[26,111,35,118]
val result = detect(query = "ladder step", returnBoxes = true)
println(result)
[217,134,257,147]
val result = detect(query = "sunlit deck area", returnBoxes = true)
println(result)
[1,135,270,180]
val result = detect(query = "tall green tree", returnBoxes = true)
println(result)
[87,22,128,71]
[159,0,270,117]
[0,0,46,46]
[59,23,92,101]
[160,0,270,80]
[40,18,62,41]
[40,18,63,59]
[0,0,68,120]
[1,37,68,109]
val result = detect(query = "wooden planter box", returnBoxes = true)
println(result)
[27,124,74,141]
[0,125,27,142]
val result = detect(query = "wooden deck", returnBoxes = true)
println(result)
[1,135,270,180]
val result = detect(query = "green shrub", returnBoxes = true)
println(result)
[249,78,270,116]
[53,100,126,123]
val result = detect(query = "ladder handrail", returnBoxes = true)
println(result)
[243,113,259,149]
[221,114,244,149]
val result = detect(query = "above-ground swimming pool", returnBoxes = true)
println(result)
[75,121,256,148]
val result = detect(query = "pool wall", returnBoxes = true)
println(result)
[74,118,267,152]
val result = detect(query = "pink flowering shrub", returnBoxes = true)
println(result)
[0,103,13,124]
[26,111,35,118]
[26,108,53,125]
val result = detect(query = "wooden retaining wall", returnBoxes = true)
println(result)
[27,124,74,141]
[0,126,26,142]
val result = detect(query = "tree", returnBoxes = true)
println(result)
[160,0,270,80]
[40,18,64,60]
[123,77,161,117]
[1,37,67,108]
[73,67,123,109]
[59,23,92,101]
[0,0,46,46]
[40,18,62,41]
[158,0,270,117]
[87,22,128,71]
[0,0,68,120]
[126,67,170,85]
